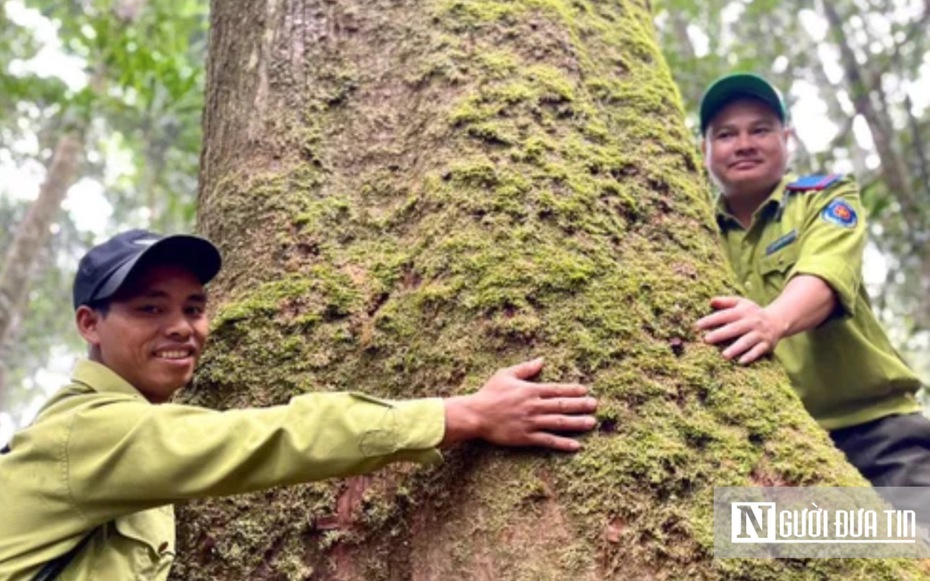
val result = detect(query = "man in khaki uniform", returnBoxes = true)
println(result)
[0,230,598,580]
[695,73,930,492]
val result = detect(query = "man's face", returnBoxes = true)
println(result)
[702,98,790,200]
[77,263,209,403]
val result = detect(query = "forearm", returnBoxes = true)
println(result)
[68,392,444,522]
[764,274,838,338]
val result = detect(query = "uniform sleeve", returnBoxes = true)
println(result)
[65,392,445,524]
[787,177,866,317]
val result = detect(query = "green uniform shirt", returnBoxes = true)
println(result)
[715,173,923,430]
[0,359,445,580]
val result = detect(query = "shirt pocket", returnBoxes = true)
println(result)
[758,244,799,279]
[108,506,175,579]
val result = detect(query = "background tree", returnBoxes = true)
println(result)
[174,1,920,578]
[0,131,81,406]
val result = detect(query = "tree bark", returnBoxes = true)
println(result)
[0,132,82,407]
[176,1,920,579]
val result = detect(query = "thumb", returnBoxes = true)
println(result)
[507,357,545,380]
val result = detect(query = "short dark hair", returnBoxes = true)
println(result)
[86,298,111,316]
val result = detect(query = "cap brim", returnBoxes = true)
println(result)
[90,235,222,303]
[700,74,784,134]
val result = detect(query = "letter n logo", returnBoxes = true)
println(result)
[731,502,775,542]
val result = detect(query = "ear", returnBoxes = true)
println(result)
[75,306,102,346]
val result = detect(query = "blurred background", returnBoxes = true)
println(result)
[1,0,928,444]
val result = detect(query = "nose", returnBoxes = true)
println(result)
[735,131,755,153]
[164,309,193,339]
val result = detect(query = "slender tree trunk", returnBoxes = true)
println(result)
[820,0,930,334]
[820,1,919,232]
[0,132,82,408]
[176,2,920,579]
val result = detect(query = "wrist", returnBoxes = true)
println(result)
[763,304,791,340]
[440,395,482,448]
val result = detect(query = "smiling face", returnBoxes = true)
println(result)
[76,263,209,403]
[702,97,791,210]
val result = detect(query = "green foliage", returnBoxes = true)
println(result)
[29,0,209,231]
[0,7,63,123]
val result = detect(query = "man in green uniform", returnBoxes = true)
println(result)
[0,230,599,580]
[694,73,930,492]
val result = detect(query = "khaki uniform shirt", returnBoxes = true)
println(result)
[715,174,922,430]
[0,360,445,580]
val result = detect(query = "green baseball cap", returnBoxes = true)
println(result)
[699,73,787,135]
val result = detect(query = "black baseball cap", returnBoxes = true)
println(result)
[699,73,787,135]
[73,229,222,309]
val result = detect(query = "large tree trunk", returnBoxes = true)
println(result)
[176,1,919,579]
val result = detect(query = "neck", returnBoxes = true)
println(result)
[723,179,782,229]
[88,346,104,364]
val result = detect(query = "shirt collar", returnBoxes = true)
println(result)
[714,174,796,230]
[71,359,148,400]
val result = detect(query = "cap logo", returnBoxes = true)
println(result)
[133,239,159,246]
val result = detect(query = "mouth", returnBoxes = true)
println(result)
[730,159,762,170]
[153,347,197,364]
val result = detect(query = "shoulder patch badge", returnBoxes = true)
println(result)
[821,199,858,228]
[786,174,843,192]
